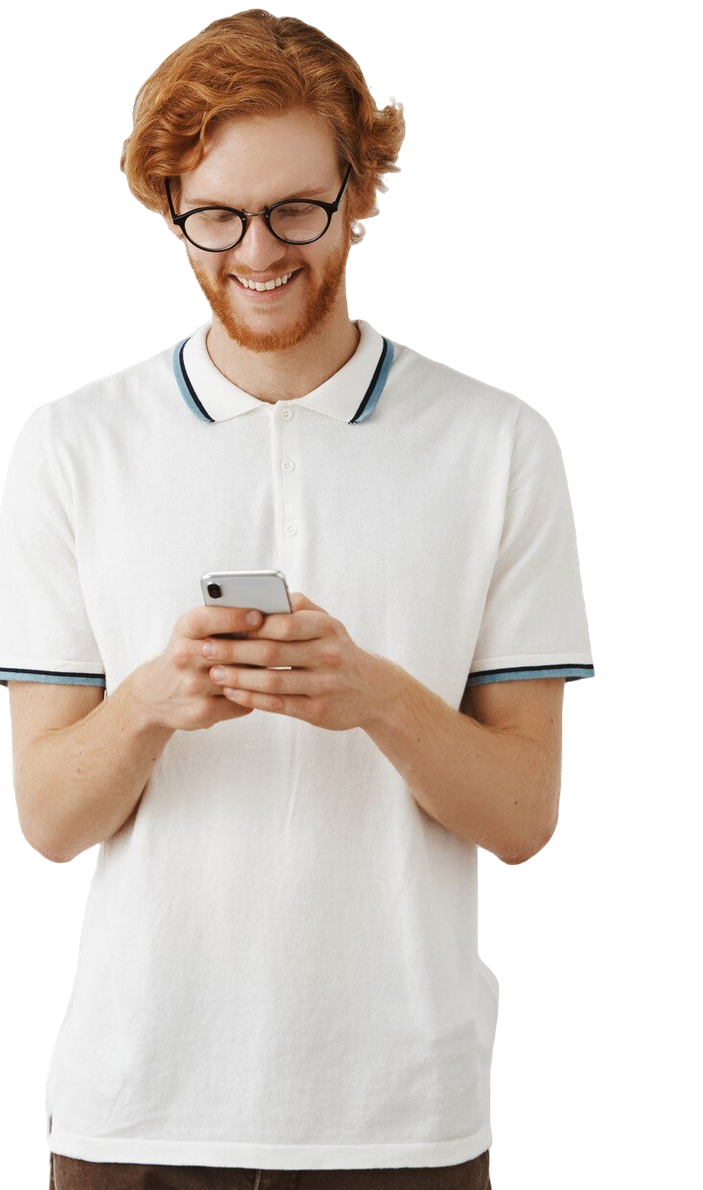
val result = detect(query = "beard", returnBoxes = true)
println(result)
[184,224,353,356]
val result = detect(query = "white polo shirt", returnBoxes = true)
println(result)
[0,316,594,1170]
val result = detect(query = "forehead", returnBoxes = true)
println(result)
[181,176,334,208]
[179,109,338,207]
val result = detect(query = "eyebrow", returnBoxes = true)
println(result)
[181,184,332,208]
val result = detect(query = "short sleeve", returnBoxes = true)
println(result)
[466,399,595,687]
[0,404,105,689]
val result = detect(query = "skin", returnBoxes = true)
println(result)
[162,109,382,735]
[162,105,361,402]
[161,107,383,734]
[159,109,561,864]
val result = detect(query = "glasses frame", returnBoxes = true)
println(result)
[165,162,353,252]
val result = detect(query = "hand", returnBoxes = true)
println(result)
[136,602,267,732]
[202,591,394,731]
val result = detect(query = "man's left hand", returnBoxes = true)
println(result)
[203,591,397,731]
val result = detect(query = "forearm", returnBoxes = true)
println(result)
[16,660,175,863]
[362,657,550,864]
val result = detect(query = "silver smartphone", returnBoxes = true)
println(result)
[200,569,293,647]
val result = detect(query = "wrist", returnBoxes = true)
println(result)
[360,653,408,733]
[124,658,176,737]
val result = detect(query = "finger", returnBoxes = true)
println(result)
[199,636,311,668]
[222,687,293,714]
[217,694,254,716]
[212,664,317,697]
[245,608,325,641]
[223,683,314,718]
[290,591,328,612]
[184,604,263,640]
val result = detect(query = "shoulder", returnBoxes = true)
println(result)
[387,334,523,430]
[26,337,182,474]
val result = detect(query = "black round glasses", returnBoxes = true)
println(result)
[165,163,352,252]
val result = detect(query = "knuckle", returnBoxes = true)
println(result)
[261,641,278,666]
[305,697,321,723]
[189,698,210,725]
[182,609,200,637]
[172,643,191,670]
[184,673,202,698]
[320,643,339,667]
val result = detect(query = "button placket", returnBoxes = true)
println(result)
[271,402,301,559]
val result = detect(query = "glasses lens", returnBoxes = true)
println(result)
[184,209,245,251]
[270,202,329,243]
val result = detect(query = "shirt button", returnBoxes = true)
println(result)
[281,459,295,472]
[285,522,298,536]
[280,406,293,420]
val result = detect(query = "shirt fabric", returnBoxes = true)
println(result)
[0,316,595,1170]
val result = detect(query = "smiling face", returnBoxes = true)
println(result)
[165,107,354,355]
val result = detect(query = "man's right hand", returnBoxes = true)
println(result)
[133,604,264,731]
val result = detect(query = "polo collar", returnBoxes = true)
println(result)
[172,318,394,425]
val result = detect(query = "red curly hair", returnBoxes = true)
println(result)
[119,9,405,247]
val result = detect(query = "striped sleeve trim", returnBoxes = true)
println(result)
[466,662,595,686]
[0,666,106,688]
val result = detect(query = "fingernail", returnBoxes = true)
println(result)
[247,610,261,625]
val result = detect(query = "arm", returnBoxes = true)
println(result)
[362,657,564,865]
[14,661,176,863]
[12,601,264,863]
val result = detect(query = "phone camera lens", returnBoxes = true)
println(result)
[207,582,222,599]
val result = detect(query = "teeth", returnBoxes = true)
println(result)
[234,271,295,291]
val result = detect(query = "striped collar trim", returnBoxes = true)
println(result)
[171,318,394,424]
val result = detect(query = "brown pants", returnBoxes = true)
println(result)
[50,1149,491,1189]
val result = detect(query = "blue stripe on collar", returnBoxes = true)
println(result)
[172,338,214,423]
[172,332,393,425]
[350,338,395,423]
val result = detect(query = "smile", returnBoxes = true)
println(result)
[230,269,303,300]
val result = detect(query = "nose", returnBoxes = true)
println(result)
[230,215,295,273]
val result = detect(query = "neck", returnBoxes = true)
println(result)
[205,306,361,405]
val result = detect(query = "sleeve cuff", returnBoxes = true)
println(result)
[0,665,106,688]
[466,662,595,686]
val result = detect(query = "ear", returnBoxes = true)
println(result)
[162,214,185,242]
[161,180,185,242]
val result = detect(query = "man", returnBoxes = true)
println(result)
[0,11,594,1190]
